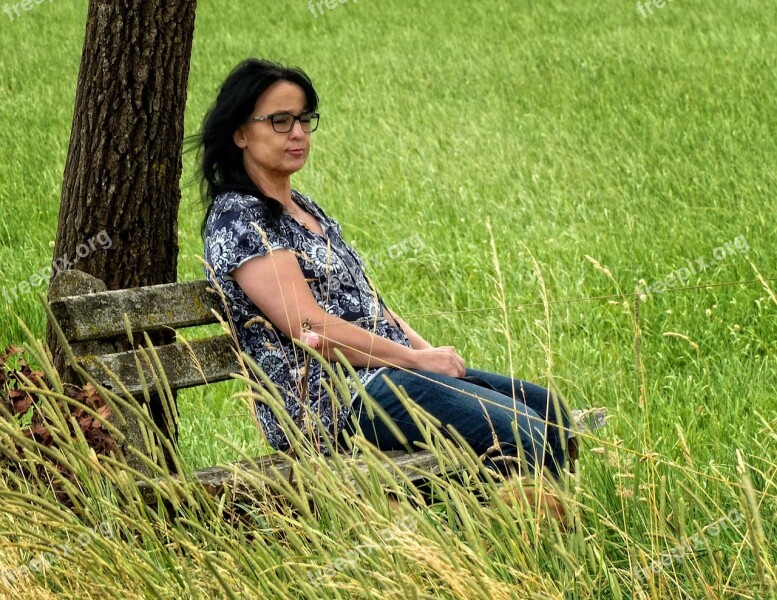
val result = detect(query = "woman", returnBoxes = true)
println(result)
[199,58,572,494]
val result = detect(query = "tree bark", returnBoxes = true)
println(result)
[46,0,197,466]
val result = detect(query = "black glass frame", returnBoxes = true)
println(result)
[250,111,320,133]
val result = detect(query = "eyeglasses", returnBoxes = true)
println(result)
[249,111,320,133]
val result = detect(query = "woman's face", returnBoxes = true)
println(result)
[233,81,312,181]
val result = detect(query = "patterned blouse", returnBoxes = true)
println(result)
[203,190,411,454]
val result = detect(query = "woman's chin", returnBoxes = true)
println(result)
[284,158,308,175]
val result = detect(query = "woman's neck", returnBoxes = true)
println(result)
[246,162,293,209]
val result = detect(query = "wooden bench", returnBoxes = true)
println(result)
[46,269,607,506]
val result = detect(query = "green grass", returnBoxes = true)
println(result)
[1,0,776,597]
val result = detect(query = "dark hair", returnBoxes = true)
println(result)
[194,58,319,237]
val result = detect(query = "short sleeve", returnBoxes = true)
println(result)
[203,192,291,278]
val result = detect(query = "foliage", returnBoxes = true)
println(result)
[0,345,116,507]
[0,346,115,455]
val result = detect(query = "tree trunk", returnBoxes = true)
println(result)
[46,0,197,466]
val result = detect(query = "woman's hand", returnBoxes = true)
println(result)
[410,346,466,378]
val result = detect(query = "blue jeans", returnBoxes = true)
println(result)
[340,368,572,479]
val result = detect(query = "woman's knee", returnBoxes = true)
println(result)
[482,408,545,460]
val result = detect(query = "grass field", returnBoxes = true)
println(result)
[1,0,776,598]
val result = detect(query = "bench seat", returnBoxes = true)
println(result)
[47,269,607,506]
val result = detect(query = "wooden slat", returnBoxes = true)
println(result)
[50,279,224,343]
[135,412,610,505]
[138,450,441,503]
[79,335,240,395]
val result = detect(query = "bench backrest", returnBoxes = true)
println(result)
[48,269,239,397]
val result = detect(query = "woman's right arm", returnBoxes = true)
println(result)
[232,250,465,377]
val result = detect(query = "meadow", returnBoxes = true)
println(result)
[1,0,776,598]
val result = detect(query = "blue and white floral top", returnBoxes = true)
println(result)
[203,190,411,453]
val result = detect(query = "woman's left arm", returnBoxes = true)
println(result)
[383,307,433,350]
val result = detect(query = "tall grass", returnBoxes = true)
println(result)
[1,286,772,599]
[1,0,776,597]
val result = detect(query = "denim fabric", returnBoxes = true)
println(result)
[340,368,571,479]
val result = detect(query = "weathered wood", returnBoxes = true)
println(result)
[138,410,610,505]
[48,269,108,299]
[80,334,238,396]
[49,279,222,343]
[138,450,442,504]
[48,270,113,382]
[48,270,166,476]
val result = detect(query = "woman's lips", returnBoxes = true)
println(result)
[287,149,305,157]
